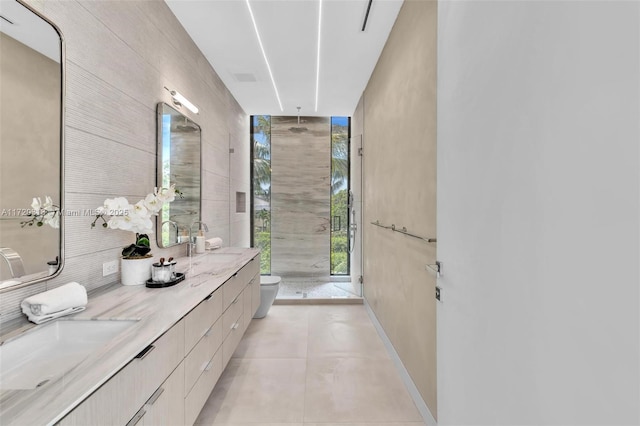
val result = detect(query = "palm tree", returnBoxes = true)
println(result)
[252,116,271,198]
[331,126,349,194]
[256,208,270,232]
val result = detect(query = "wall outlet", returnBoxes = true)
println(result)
[103,260,118,277]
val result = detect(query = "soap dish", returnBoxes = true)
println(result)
[146,272,186,288]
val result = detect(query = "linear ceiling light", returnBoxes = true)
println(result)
[246,0,283,112]
[315,0,323,112]
[361,0,373,31]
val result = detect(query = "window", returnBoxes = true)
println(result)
[251,115,271,274]
[330,117,350,275]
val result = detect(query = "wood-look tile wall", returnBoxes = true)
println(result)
[0,0,249,322]
[270,116,331,280]
[353,0,438,419]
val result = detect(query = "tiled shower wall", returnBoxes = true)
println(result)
[270,116,331,281]
[0,0,249,322]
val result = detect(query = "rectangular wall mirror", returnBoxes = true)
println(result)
[0,0,63,290]
[156,102,201,247]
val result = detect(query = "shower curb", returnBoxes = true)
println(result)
[274,297,363,305]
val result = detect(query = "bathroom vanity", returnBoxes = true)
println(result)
[0,248,260,426]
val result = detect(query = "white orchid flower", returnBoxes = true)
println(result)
[143,193,161,213]
[45,211,60,229]
[103,197,131,216]
[93,184,177,234]
[42,196,53,210]
[31,197,42,211]
[156,184,177,204]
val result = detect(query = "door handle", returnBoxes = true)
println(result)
[426,261,442,278]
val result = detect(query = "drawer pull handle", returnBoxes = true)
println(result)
[135,344,155,360]
[232,297,240,305]
[126,409,146,426]
[232,272,238,278]
[204,293,213,301]
[204,360,213,371]
[146,387,165,406]
[204,325,213,337]
[231,322,239,330]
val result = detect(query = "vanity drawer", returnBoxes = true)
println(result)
[184,289,223,354]
[222,273,243,311]
[222,256,259,309]
[60,320,184,426]
[240,255,259,283]
[222,315,245,368]
[184,348,223,426]
[184,317,222,396]
[222,291,244,340]
[133,361,184,426]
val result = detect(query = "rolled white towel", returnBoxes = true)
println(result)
[205,237,223,250]
[21,282,88,324]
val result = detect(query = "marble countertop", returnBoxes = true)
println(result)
[0,247,259,426]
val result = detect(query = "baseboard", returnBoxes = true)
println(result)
[364,299,437,426]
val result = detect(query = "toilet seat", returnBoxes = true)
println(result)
[260,275,281,286]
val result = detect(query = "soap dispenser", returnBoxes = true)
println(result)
[195,229,205,254]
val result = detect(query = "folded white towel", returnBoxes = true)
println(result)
[24,306,86,325]
[206,237,223,250]
[21,282,88,324]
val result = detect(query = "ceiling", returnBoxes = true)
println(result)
[165,0,403,117]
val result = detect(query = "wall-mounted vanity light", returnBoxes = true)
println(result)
[164,86,199,114]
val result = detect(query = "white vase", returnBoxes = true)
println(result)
[120,257,153,286]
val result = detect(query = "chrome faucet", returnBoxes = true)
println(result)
[0,247,25,278]
[187,221,209,256]
[161,220,179,244]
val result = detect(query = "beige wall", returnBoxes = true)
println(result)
[0,33,60,280]
[353,0,438,417]
[0,0,248,321]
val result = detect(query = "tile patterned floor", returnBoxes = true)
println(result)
[195,305,425,426]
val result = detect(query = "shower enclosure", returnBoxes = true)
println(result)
[251,115,362,298]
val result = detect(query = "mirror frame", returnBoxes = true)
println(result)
[155,102,202,248]
[0,0,65,293]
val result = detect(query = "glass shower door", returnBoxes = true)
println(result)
[333,134,363,297]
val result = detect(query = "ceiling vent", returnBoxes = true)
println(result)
[233,73,257,82]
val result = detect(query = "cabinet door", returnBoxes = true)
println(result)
[139,362,184,426]
[59,321,184,426]
[222,291,244,340]
[222,315,244,368]
[250,274,260,318]
[184,318,222,396]
[243,283,253,333]
[184,349,223,426]
[184,290,223,355]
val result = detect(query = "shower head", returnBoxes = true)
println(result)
[291,106,310,133]
[175,117,198,132]
[176,124,198,132]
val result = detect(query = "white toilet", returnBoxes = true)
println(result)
[254,275,281,319]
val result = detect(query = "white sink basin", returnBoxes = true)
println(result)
[0,320,137,390]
